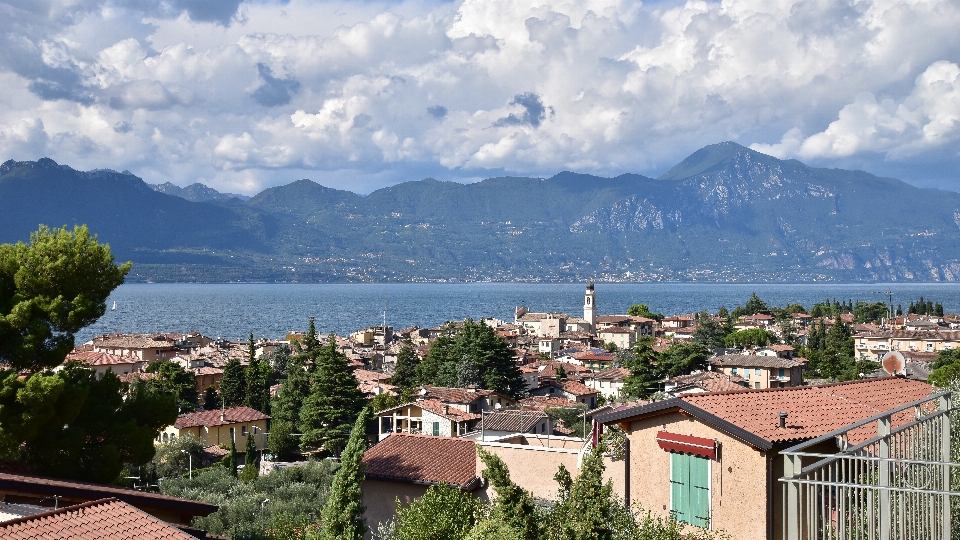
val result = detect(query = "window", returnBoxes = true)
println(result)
[241,426,248,437]
[432,422,440,436]
[778,369,785,378]
[670,452,710,528]
[754,368,760,375]
[229,427,235,441]
[731,367,738,375]
[754,382,760,389]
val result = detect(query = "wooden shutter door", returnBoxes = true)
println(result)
[670,452,689,523]
[690,453,710,527]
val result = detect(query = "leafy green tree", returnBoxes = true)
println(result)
[139,433,204,484]
[555,363,567,382]
[692,311,726,350]
[246,356,273,414]
[724,328,774,349]
[418,319,525,398]
[266,343,292,378]
[731,293,768,319]
[370,387,415,413]
[465,519,523,540]
[621,337,663,399]
[391,342,420,388]
[627,303,663,322]
[161,460,337,540]
[145,360,200,413]
[546,403,588,438]
[0,225,130,371]
[394,483,482,540]
[299,335,367,456]
[19,362,177,483]
[658,342,712,378]
[317,406,371,540]
[220,355,246,408]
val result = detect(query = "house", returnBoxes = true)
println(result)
[469,408,551,440]
[790,313,813,328]
[355,369,396,396]
[0,472,217,526]
[757,344,795,359]
[854,329,960,360]
[661,315,695,330]
[530,380,598,408]
[710,354,804,389]
[741,313,775,327]
[0,498,205,539]
[662,370,749,395]
[375,399,481,439]
[91,333,179,362]
[362,434,482,537]
[61,351,144,379]
[161,406,270,450]
[417,385,516,412]
[594,377,934,540]
[597,327,636,350]
[567,350,617,369]
[582,367,630,399]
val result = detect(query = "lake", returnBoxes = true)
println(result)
[76,282,960,343]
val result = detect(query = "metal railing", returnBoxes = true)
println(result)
[781,392,960,540]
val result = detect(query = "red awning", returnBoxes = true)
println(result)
[656,431,716,459]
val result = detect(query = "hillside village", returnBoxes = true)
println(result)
[3,283,958,539]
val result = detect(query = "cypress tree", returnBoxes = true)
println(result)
[239,430,259,482]
[219,356,246,408]
[299,335,366,456]
[317,406,371,540]
[227,436,238,477]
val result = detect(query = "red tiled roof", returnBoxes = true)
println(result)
[711,354,804,369]
[173,406,270,429]
[354,369,391,382]
[66,352,141,367]
[666,371,748,393]
[0,498,196,539]
[416,399,482,422]
[590,367,630,381]
[599,378,934,448]
[117,372,156,384]
[0,473,216,520]
[767,344,795,352]
[598,327,633,334]
[520,396,580,410]
[543,380,597,396]
[479,409,546,432]
[362,434,478,487]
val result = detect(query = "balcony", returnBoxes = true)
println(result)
[780,393,960,540]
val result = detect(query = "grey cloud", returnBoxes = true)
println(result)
[494,93,550,128]
[28,67,94,104]
[427,105,447,118]
[171,0,244,25]
[251,63,301,107]
[114,121,133,133]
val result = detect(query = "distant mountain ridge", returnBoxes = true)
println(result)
[3,144,960,283]
[149,182,250,202]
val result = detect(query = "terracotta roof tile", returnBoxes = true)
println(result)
[416,399,482,422]
[711,354,804,369]
[173,406,269,429]
[0,498,196,539]
[362,434,478,486]
[354,369,391,383]
[479,410,547,432]
[590,367,630,381]
[418,386,494,403]
[666,371,748,393]
[540,380,597,396]
[65,352,142,367]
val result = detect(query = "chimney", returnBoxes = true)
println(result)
[778,412,788,428]
[221,411,226,422]
[443,405,449,415]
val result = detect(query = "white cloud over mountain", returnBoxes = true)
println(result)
[0,0,958,194]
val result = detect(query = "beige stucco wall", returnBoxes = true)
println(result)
[477,441,582,500]
[361,479,429,539]
[161,419,269,450]
[621,411,771,540]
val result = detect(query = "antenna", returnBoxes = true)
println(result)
[383,293,387,334]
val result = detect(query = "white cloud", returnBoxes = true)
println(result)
[0,0,958,194]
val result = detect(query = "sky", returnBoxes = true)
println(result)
[0,0,958,195]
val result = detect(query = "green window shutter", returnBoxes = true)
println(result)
[670,452,710,528]
[432,422,440,436]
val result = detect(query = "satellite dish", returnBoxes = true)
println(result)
[881,351,906,377]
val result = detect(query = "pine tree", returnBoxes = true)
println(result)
[621,337,663,399]
[219,356,246,408]
[391,341,420,388]
[203,386,218,410]
[268,354,311,460]
[317,406,371,540]
[299,335,367,456]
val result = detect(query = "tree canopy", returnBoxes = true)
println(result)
[144,360,199,413]
[299,335,367,456]
[0,225,130,371]
[0,362,177,483]
[417,319,525,398]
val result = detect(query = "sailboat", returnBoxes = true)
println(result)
[111,301,117,311]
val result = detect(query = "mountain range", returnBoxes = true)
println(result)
[3,142,960,283]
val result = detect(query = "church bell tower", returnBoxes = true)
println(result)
[584,281,596,332]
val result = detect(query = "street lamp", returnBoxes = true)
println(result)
[180,449,192,480]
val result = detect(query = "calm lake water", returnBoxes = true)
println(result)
[78,282,960,343]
